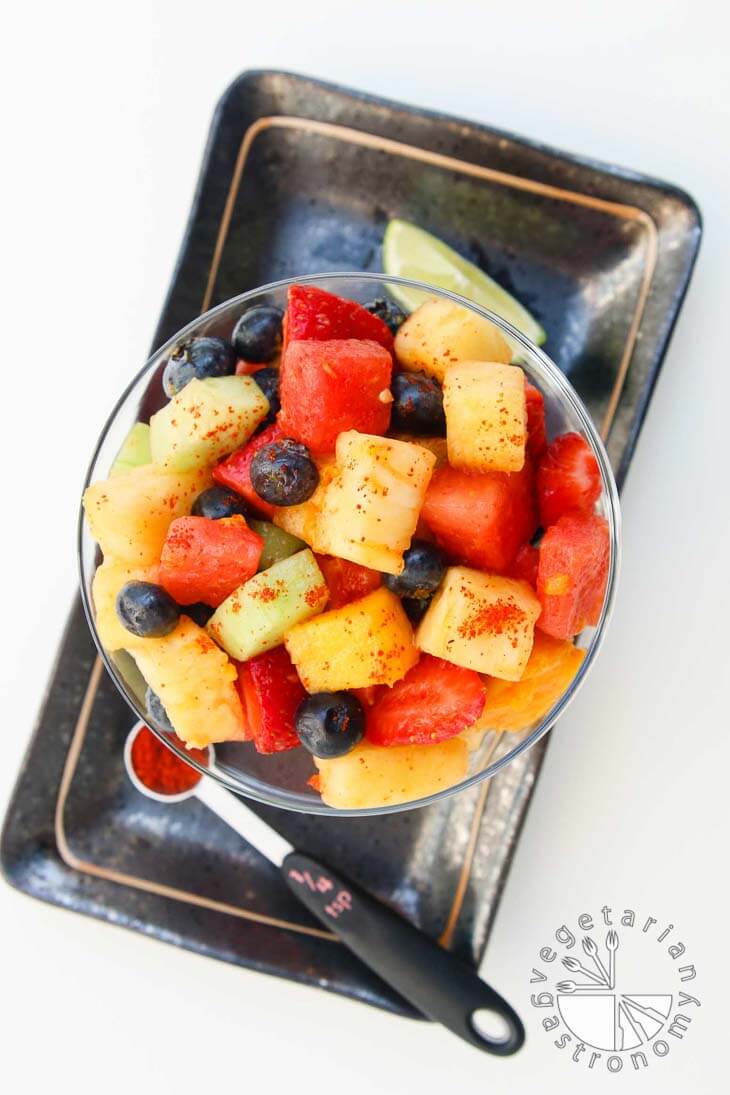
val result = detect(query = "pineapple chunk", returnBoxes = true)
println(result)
[92,558,159,652]
[315,738,469,809]
[317,432,436,575]
[394,299,511,382]
[272,460,337,551]
[83,463,210,565]
[207,549,328,661]
[150,376,268,471]
[417,566,540,681]
[132,616,245,748]
[286,587,418,692]
[477,632,586,732]
[444,361,527,473]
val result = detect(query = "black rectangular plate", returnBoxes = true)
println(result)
[1,71,700,1019]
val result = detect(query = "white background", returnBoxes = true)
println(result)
[1,1,728,1091]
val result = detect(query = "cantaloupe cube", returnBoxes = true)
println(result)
[92,558,160,652]
[444,361,527,472]
[285,587,418,692]
[316,432,436,575]
[132,616,245,748]
[417,566,540,681]
[314,737,469,809]
[150,375,268,471]
[394,299,511,382]
[477,632,585,732]
[83,463,210,565]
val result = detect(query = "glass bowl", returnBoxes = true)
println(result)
[79,272,620,816]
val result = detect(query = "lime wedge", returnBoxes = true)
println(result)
[382,219,546,346]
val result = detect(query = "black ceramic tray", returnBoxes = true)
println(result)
[1,71,700,1019]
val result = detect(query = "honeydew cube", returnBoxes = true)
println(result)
[109,423,152,477]
[417,566,540,681]
[207,549,328,661]
[316,431,436,575]
[83,463,210,565]
[150,375,269,472]
[394,299,511,382]
[444,361,527,473]
[285,587,418,692]
[315,738,469,809]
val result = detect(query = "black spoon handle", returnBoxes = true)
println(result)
[282,850,524,1056]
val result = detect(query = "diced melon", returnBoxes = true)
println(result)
[444,361,527,473]
[109,423,152,477]
[149,375,268,471]
[271,460,337,551]
[394,299,511,382]
[285,587,418,692]
[207,549,328,661]
[248,520,306,570]
[91,558,159,651]
[83,463,210,565]
[132,616,245,748]
[316,432,436,575]
[417,566,540,681]
[477,632,585,732]
[315,738,469,809]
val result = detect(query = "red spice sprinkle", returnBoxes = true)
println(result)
[305,584,327,607]
[130,726,209,796]
[458,598,526,640]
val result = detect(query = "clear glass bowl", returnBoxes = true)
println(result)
[79,273,620,816]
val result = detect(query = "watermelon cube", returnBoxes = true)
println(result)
[279,339,393,454]
[537,513,610,638]
[420,461,537,573]
[159,515,263,607]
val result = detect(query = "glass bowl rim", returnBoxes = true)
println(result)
[78,270,621,817]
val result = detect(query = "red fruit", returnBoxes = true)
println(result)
[366,655,486,746]
[420,462,537,573]
[236,646,306,754]
[537,513,610,639]
[315,554,381,608]
[525,382,547,459]
[351,686,380,709]
[510,543,539,587]
[279,339,392,454]
[159,516,263,607]
[212,422,284,518]
[285,285,393,351]
[235,360,268,376]
[537,432,601,527]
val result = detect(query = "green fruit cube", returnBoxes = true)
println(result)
[248,520,306,570]
[110,422,151,477]
[207,549,328,661]
[150,376,268,472]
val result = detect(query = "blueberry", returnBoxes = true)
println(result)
[192,486,249,520]
[116,581,180,638]
[252,367,280,424]
[365,297,407,335]
[162,336,237,397]
[184,602,215,627]
[145,687,174,733]
[232,306,284,363]
[384,540,446,600]
[295,692,365,758]
[250,439,319,506]
[402,596,432,624]
[391,371,446,435]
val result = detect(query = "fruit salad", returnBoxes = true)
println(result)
[83,284,611,810]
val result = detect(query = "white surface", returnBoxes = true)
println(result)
[2,1,728,1091]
